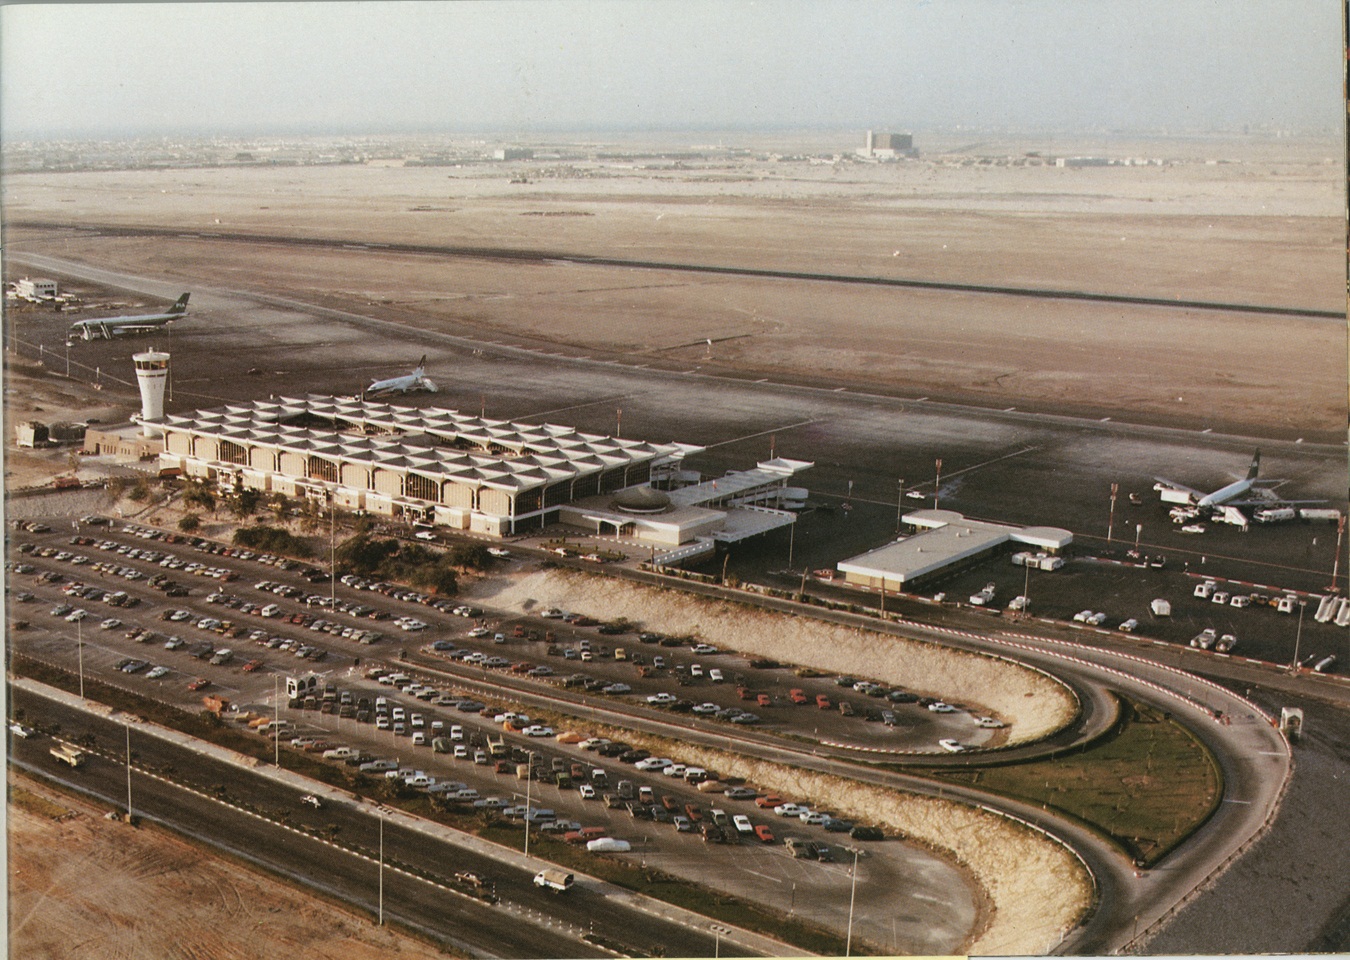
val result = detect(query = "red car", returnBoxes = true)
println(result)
[789,688,809,705]
[755,794,785,809]
[242,659,264,673]
[753,824,775,843]
[187,677,210,691]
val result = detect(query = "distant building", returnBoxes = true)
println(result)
[494,147,534,161]
[16,421,49,448]
[858,131,917,160]
[15,278,58,300]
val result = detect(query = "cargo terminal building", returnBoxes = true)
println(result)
[836,509,1073,592]
[158,395,810,552]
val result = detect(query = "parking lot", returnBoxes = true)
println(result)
[6,514,980,954]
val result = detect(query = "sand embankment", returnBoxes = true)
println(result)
[474,567,1078,744]
[473,568,1094,952]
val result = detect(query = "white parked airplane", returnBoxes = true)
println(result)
[1153,450,1321,517]
[67,293,189,341]
[365,355,438,396]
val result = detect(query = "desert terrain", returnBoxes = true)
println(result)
[4,132,1344,440]
[7,772,448,960]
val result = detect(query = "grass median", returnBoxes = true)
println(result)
[916,695,1223,866]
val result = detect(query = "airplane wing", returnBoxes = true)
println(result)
[1152,477,1205,499]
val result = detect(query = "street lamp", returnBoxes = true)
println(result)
[77,617,84,699]
[896,479,905,533]
[524,750,535,857]
[933,459,942,510]
[1291,600,1306,671]
[845,848,860,956]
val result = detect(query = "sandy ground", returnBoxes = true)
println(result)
[7,772,448,960]
[4,133,1344,440]
[3,357,139,489]
[476,567,1077,744]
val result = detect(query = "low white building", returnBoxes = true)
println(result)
[837,509,1072,591]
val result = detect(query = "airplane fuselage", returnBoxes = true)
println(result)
[1197,478,1254,508]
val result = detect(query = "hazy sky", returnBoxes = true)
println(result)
[0,0,1340,139]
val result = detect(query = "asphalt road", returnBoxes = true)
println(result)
[9,684,755,959]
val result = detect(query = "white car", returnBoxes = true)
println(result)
[646,693,678,706]
[1118,618,1139,633]
[66,609,89,622]
[164,637,184,650]
[773,803,809,817]
[522,725,555,738]
[691,702,721,715]
[938,739,966,753]
[413,531,437,542]
[1085,612,1108,626]
[579,784,597,799]
[661,764,688,778]
[468,626,490,638]
[487,547,511,558]
[691,644,719,655]
[145,666,169,679]
[800,811,831,825]
[99,618,122,630]
[634,757,673,772]
[1072,610,1093,623]
[927,702,956,713]
[974,716,1005,729]
[732,814,754,834]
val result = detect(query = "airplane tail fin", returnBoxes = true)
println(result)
[414,354,427,374]
[170,293,190,314]
[1247,450,1261,481]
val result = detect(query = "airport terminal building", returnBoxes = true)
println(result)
[158,395,810,552]
[836,509,1073,592]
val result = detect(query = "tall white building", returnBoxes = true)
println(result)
[133,349,170,438]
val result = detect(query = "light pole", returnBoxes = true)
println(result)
[125,721,133,822]
[77,618,85,699]
[787,521,795,569]
[523,750,536,857]
[329,495,336,610]
[896,478,905,533]
[273,674,281,767]
[378,811,384,925]
[1108,482,1118,544]
[1291,600,1306,671]
[1134,523,1143,555]
[933,459,943,510]
[845,848,860,956]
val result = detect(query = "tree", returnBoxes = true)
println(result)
[230,488,262,519]
[182,482,215,513]
[178,513,201,532]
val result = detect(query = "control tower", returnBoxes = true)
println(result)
[132,349,170,437]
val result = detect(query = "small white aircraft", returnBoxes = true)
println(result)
[365,355,438,396]
[67,293,189,341]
